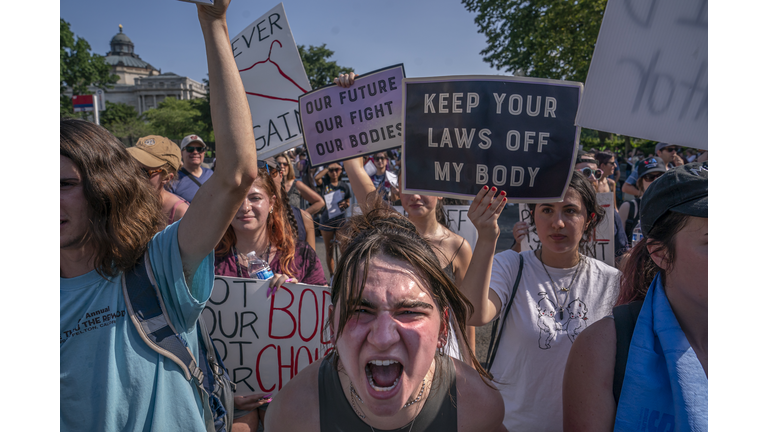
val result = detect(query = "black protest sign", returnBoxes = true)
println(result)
[299,65,405,167]
[402,76,582,202]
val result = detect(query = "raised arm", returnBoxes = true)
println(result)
[341,156,378,213]
[461,187,506,326]
[178,0,259,279]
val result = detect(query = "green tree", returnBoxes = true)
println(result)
[100,101,153,143]
[143,97,206,140]
[189,77,214,142]
[60,19,119,117]
[462,0,607,83]
[298,44,354,90]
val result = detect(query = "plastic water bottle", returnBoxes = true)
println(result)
[631,222,643,247]
[246,251,274,280]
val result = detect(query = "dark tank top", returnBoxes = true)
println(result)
[291,206,307,243]
[318,353,458,432]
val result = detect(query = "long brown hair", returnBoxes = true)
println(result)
[327,195,493,385]
[60,118,165,278]
[276,152,295,181]
[616,211,691,305]
[215,167,297,278]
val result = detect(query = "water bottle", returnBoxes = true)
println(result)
[631,222,643,247]
[246,251,274,280]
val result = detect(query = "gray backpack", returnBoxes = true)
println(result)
[122,253,236,432]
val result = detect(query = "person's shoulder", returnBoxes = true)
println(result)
[265,358,322,432]
[566,315,617,378]
[453,358,505,432]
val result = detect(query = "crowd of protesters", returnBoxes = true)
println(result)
[61,1,707,431]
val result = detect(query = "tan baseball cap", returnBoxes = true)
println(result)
[127,135,181,171]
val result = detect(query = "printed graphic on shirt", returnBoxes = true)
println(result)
[534,293,588,349]
[60,305,126,344]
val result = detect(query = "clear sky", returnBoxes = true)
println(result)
[60,0,505,85]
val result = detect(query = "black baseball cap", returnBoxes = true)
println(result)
[636,157,667,178]
[640,162,708,237]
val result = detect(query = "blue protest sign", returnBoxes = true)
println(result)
[402,76,582,203]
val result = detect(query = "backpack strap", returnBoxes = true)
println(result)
[612,300,644,404]
[180,167,203,188]
[122,253,216,432]
[485,254,525,371]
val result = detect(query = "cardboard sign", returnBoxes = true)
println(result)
[575,0,707,150]
[201,277,332,397]
[231,3,311,159]
[299,65,405,167]
[518,193,615,266]
[402,76,582,203]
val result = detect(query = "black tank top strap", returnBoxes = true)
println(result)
[318,353,458,432]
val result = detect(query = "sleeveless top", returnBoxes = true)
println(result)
[291,206,307,243]
[318,353,458,432]
[167,198,188,225]
[287,180,302,209]
[440,238,466,282]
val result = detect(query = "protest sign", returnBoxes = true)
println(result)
[231,3,311,159]
[324,190,344,219]
[575,0,707,150]
[518,193,615,265]
[402,76,582,203]
[201,277,332,397]
[299,65,405,167]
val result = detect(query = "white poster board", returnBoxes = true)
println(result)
[575,0,707,149]
[201,277,332,397]
[519,193,615,266]
[231,3,311,159]
[324,190,344,219]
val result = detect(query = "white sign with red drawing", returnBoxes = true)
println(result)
[519,193,615,266]
[231,3,311,159]
[201,277,333,398]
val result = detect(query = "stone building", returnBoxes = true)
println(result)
[94,25,207,114]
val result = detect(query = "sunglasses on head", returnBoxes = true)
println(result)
[257,160,271,174]
[142,167,164,178]
[580,167,603,180]
[185,146,206,154]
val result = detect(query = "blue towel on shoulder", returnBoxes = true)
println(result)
[614,274,708,431]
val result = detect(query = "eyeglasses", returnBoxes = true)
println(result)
[328,168,342,173]
[185,146,206,154]
[641,172,664,182]
[276,162,290,168]
[662,147,680,153]
[374,157,387,162]
[142,167,164,178]
[580,167,603,180]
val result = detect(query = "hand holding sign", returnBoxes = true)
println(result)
[468,186,507,241]
[194,0,227,21]
[324,190,345,218]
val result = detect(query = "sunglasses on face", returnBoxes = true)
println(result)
[580,167,603,180]
[185,146,206,154]
[375,157,387,162]
[328,168,342,173]
[142,167,164,178]
[662,147,680,153]
[642,172,664,182]
[276,162,290,168]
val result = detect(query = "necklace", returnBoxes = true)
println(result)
[538,249,584,320]
[349,379,426,431]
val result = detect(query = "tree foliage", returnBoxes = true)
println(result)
[143,97,207,140]
[100,101,153,143]
[462,0,607,82]
[298,44,354,90]
[60,19,119,116]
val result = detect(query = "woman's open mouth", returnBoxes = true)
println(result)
[365,359,403,396]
